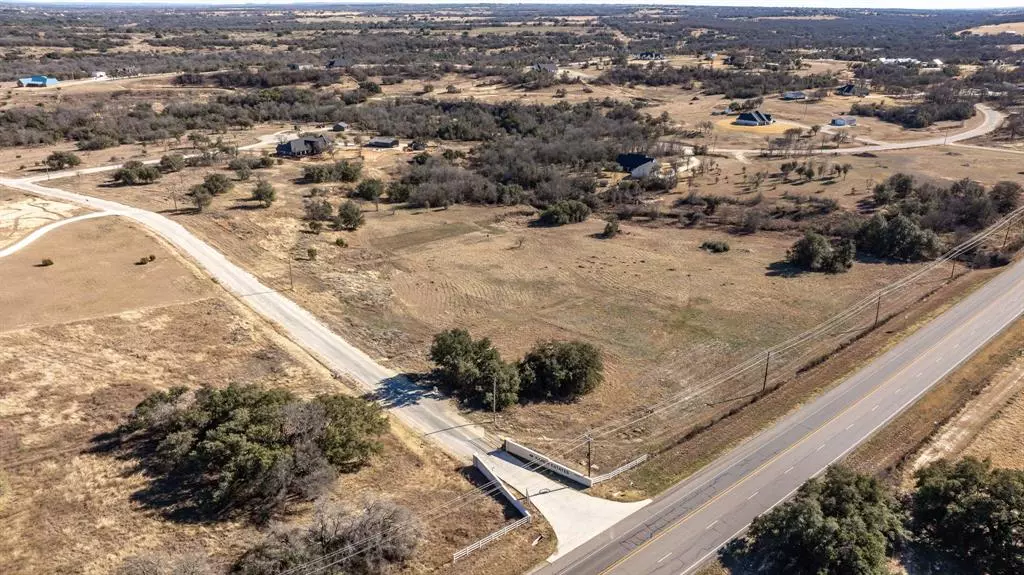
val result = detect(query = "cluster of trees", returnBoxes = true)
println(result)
[228,155,276,180]
[113,160,163,186]
[118,384,387,519]
[873,174,1021,234]
[188,173,235,212]
[850,87,976,129]
[234,500,419,575]
[303,160,362,184]
[597,62,835,99]
[538,199,592,226]
[790,174,1021,272]
[44,151,81,171]
[788,231,856,273]
[429,329,603,410]
[724,459,1024,575]
[304,196,365,231]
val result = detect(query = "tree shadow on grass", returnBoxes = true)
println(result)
[87,429,239,525]
[368,372,445,410]
[765,260,804,278]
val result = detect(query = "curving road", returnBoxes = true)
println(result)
[714,104,1004,156]
[541,242,1024,575]
[1,103,1010,570]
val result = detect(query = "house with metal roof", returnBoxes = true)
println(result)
[782,91,807,101]
[830,116,858,127]
[734,111,775,126]
[17,75,58,87]
[366,136,399,148]
[276,135,332,157]
[616,153,660,179]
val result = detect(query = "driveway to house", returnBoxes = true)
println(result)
[715,104,1004,155]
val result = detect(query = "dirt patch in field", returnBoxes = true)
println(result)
[0,190,83,248]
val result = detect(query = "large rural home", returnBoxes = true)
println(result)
[836,84,868,97]
[276,135,332,157]
[17,75,58,87]
[734,111,775,126]
[616,153,660,179]
[782,91,807,101]
[532,63,559,74]
[367,136,400,148]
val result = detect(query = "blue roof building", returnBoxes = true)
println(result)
[17,75,58,87]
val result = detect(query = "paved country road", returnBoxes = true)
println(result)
[540,248,1024,575]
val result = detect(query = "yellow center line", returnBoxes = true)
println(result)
[598,282,1013,575]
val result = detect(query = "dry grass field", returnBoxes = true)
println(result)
[0,215,552,575]
[961,22,1024,35]
[46,155,937,470]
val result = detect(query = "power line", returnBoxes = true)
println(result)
[275,205,1024,575]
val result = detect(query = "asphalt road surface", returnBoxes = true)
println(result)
[540,253,1024,575]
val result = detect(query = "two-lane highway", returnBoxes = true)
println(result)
[542,249,1024,575]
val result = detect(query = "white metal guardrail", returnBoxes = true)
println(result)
[503,439,648,487]
[452,516,532,562]
[452,454,533,562]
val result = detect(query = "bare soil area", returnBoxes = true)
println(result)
[0,219,553,575]
[0,189,84,248]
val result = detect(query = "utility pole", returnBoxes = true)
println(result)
[492,379,498,425]
[585,433,593,477]
[949,259,956,281]
[288,259,294,291]
[1002,225,1012,249]
[762,351,771,393]
[873,294,882,329]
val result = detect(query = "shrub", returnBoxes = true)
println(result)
[39,258,54,266]
[44,151,81,171]
[158,154,186,173]
[335,200,364,231]
[77,135,118,151]
[429,329,520,410]
[307,247,318,261]
[788,231,854,273]
[519,340,603,401]
[856,213,938,261]
[234,500,420,575]
[304,198,334,222]
[235,164,252,181]
[538,199,591,226]
[335,237,347,248]
[722,466,905,575]
[303,160,362,184]
[113,160,162,185]
[189,187,212,212]
[601,218,620,238]
[354,178,384,202]
[701,240,730,253]
[118,384,386,518]
[252,179,276,208]
[911,457,1024,575]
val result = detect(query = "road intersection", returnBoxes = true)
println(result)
[1,102,1014,571]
